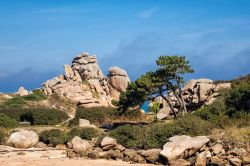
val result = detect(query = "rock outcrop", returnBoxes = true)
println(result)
[155,79,231,119]
[42,52,130,108]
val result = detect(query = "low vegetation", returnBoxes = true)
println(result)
[39,129,67,146]
[0,113,18,128]
[67,127,101,141]
[69,107,144,126]
[0,108,69,125]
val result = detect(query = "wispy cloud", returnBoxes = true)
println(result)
[137,7,159,19]
[179,28,225,39]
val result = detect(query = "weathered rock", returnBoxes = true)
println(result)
[78,119,96,128]
[8,130,39,148]
[55,144,67,150]
[140,149,161,164]
[64,64,74,80]
[211,143,224,155]
[35,142,47,149]
[71,136,92,154]
[17,87,29,96]
[160,135,210,160]
[242,156,250,165]
[195,151,207,166]
[168,159,191,166]
[210,156,227,165]
[228,157,242,166]
[157,107,171,120]
[101,137,117,148]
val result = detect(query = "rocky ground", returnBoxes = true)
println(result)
[0,145,152,166]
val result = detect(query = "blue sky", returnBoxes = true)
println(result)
[0,0,250,92]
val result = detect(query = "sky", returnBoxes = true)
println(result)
[0,0,250,92]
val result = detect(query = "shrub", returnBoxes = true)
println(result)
[39,129,67,146]
[2,97,26,108]
[0,128,7,144]
[226,82,250,116]
[174,114,214,136]
[110,124,145,149]
[0,108,69,125]
[143,123,182,149]
[69,107,144,127]
[67,127,101,141]
[0,113,18,128]
[23,90,47,101]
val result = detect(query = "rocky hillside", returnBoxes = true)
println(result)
[42,52,130,108]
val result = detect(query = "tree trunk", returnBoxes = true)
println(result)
[159,92,177,118]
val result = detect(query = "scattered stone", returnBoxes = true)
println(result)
[101,137,117,150]
[8,130,39,149]
[211,143,224,155]
[195,151,207,166]
[140,149,161,164]
[168,159,191,166]
[55,144,67,150]
[71,136,92,154]
[35,142,47,149]
[242,156,250,165]
[228,157,242,166]
[157,107,171,120]
[210,156,227,165]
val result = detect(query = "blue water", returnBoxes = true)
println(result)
[140,101,149,112]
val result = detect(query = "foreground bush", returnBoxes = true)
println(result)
[0,128,7,144]
[0,108,69,125]
[39,129,67,146]
[67,127,101,141]
[110,125,145,149]
[0,113,18,128]
[174,115,214,136]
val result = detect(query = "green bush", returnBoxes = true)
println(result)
[0,128,7,144]
[39,129,67,146]
[67,127,101,141]
[110,125,145,149]
[0,113,18,128]
[174,115,214,136]
[23,90,47,101]
[69,107,144,127]
[144,123,182,149]
[2,97,26,108]
[0,108,69,125]
[226,82,250,116]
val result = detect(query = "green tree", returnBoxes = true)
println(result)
[114,55,194,117]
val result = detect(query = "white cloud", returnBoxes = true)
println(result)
[138,7,159,19]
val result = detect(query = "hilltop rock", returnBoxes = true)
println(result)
[42,52,130,108]
[17,87,29,96]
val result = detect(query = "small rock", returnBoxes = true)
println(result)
[17,152,26,155]
[35,142,47,149]
[229,157,242,166]
[210,156,227,165]
[71,136,92,154]
[140,149,161,164]
[56,144,67,150]
[101,136,117,150]
[195,151,207,166]
[242,156,250,165]
[169,159,191,166]
[211,143,224,155]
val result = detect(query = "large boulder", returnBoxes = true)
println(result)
[108,66,130,94]
[17,87,29,96]
[8,130,39,148]
[157,107,171,120]
[71,136,92,154]
[160,135,210,160]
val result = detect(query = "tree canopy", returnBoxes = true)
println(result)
[114,55,194,117]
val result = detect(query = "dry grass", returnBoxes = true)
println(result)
[211,126,250,149]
